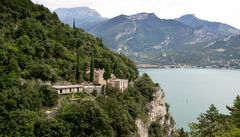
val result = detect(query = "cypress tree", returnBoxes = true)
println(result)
[73,19,75,29]
[90,56,94,82]
[76,47,80,81]
[103,63,111,81]
[103,62,111,101]
[74,19,80,82]
[115,62,118,78]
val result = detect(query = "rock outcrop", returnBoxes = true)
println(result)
[135,87,175,137]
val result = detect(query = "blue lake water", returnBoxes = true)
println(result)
[139,68,240,131]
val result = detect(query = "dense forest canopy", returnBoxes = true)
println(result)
[0,0,138,88]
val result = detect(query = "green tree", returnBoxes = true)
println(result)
[29,63,51,81]
[7,58,21,74]
[57,100,114,136]
[134,73,156,103]
[178,127,189,137]
[149,121,164,137]
[0,109,38,136]
[34,118,70,136]
[189,104,224,137]
[226,95,240,127]
[98,90,137,136]
[103,62,111,81]
[73,18,75,29]
[39,85,58,107]
[115,62,119,78]
[103,62,111,99]
[91,89,98,97]
[90,56,94,82]
[76,47,80,81]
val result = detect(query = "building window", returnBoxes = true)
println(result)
[95,75,97,78]
[70,88,71,92]
[77,88,79,92]
[60,89,62,93]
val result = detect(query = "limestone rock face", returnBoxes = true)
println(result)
[135,87,175,137]
[148,87,167,123]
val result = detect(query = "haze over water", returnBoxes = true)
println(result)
[139,68,240,131]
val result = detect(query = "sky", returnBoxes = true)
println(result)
[31,0,240,29]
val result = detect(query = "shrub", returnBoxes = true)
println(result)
[30,64,51,81]
[51,74,57,83]
[91,89,98,97]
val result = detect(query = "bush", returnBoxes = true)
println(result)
[30,63,51,81]
[57,101,114,136]
[149,121,164,137]
[83,74,89,81]
[51,74,57,83]
[91,89,98,97]
[39,85,58,106]
[22,71,31,79]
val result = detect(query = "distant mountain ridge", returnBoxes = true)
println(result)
[85,12,222,52]
[129,33,240,67]
[176,14,240,35]
[53,7,108,28]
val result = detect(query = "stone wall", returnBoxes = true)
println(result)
[83,86,102,95]
[46,111,60,119]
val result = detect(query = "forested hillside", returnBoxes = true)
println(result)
[0,0,138,86]
[0,0,175,136]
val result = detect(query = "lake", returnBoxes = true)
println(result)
[139,68,240,131]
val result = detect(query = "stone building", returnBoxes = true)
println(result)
[52,85,83,94]
[86,68,106,85]
[109,78,128,92]
[84,68,129,92]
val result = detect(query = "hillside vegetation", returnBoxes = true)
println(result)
[0,0,138,87]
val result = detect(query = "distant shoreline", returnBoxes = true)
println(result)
[137,64,237,70]
[138,67,237,70]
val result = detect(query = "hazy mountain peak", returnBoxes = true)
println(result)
[179,14,197,19]
[127,13,157,20]
[54,6,103,18]
[176,14,240,35]
[54,6,108,28]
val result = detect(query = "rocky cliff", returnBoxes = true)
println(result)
[135,87,175,137]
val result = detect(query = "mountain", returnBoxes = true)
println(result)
[129,34,240,68]
[85,13,240,68]
[53,7,108,28]
[176,14,240,35]
[184,34,240,61]
[85,13,222,53]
